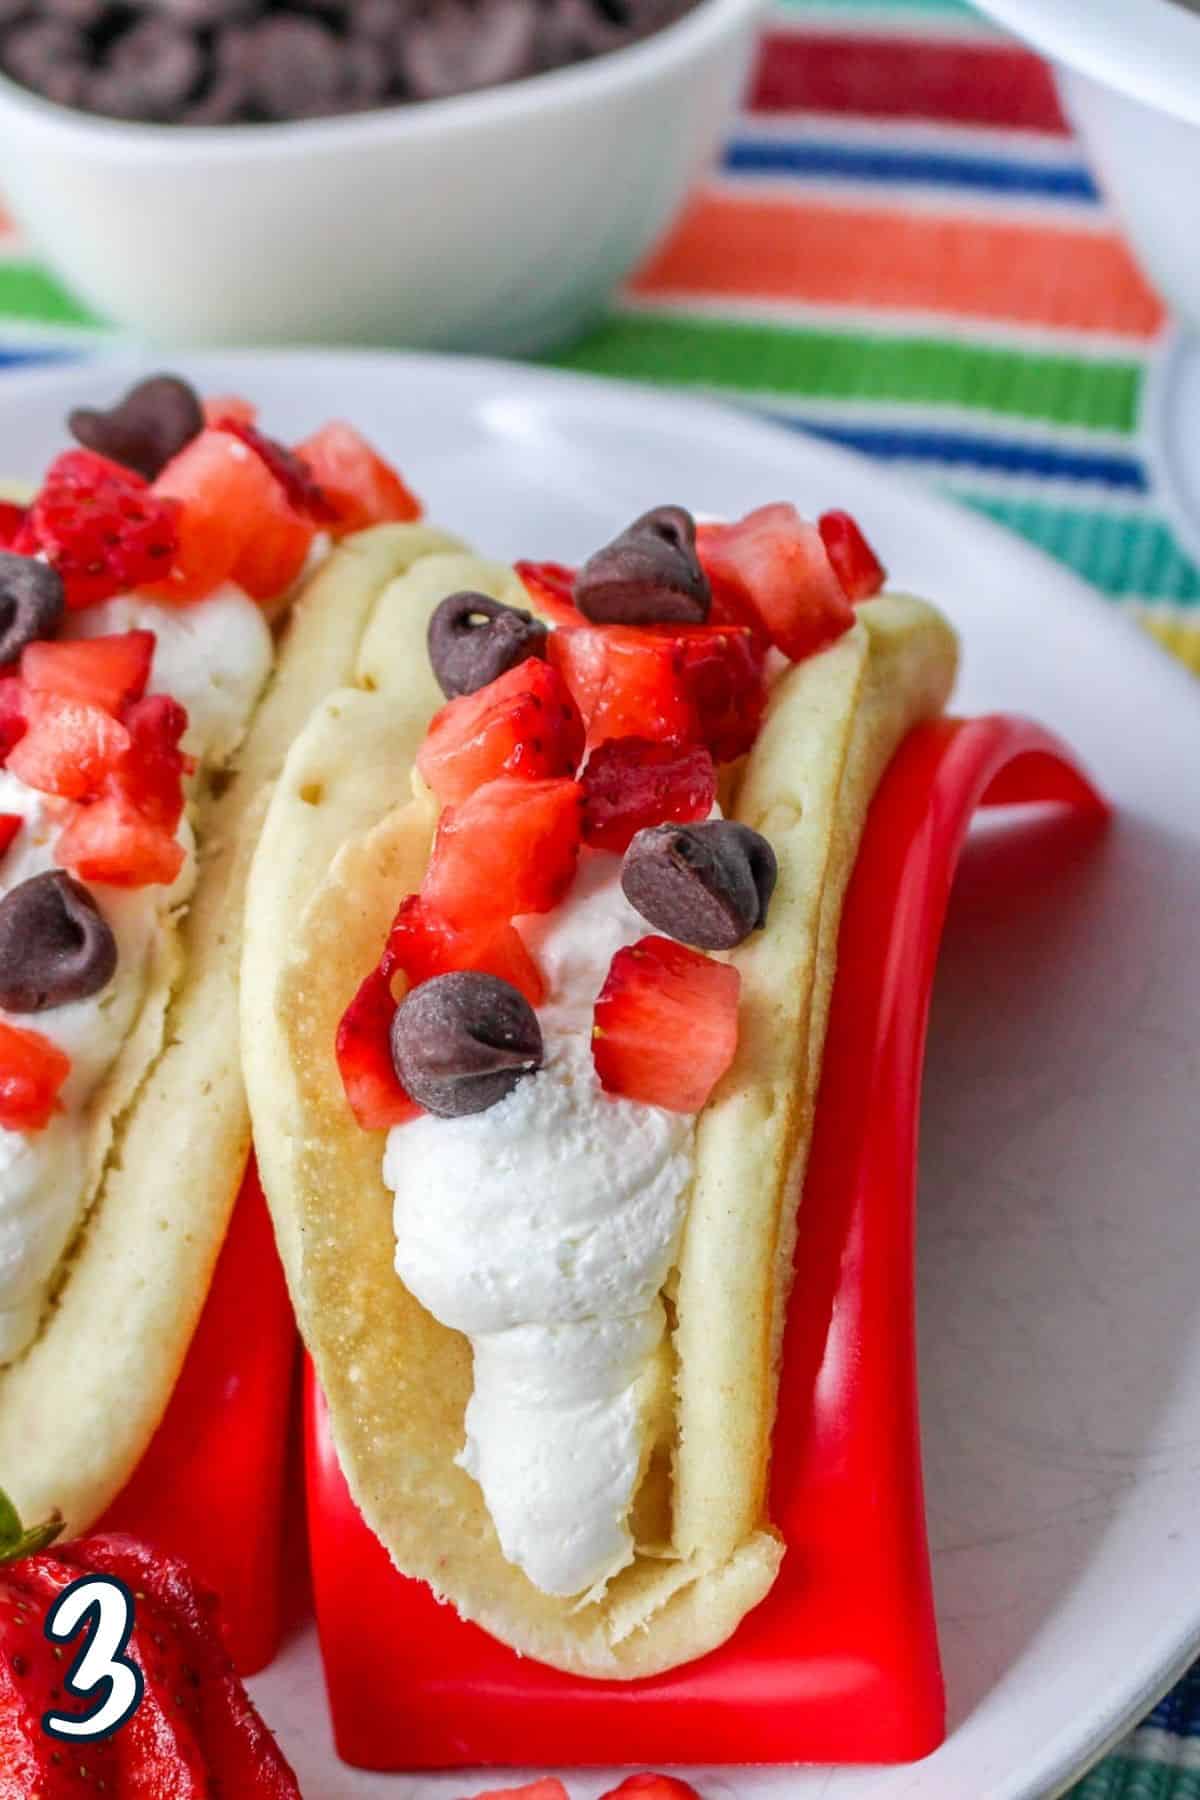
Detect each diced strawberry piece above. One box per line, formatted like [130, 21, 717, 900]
[697, 504, 854, 662]
[545, 621, 608, 725]
[229, 481, 316, 603]
[12, 688, 190, 886]
[580, 736, 715, 853]
[295, 421, 421, 534]
[148, 427, 266, 601]
[550, 623, 763, 760]
[219, 419, 338, 524]
[148, 426, 312, 604]
[701, 558, 769, 644]
[12, 685, 190, 886]
[382, 893, 544, 1006]
[466, 1784, 569, 1800]
[204, 392, 258, 428]
[668, 624, 766, 763]
[0, 499, 26, 547]
[550, 626, 694, 750]
[819, 508, 886, 601]
[423, 776, 583, 928]
[21, 628, 155, 714]
[514, 559, 587, 627]
[0, 1018, 70, 1130]
[119, 693, 192, 831]
[57, 784, 185, 889]
[0, 815, 20, 858]
[0, 675, 26, 763]
[24, 449, 180, 609]
[335, 965, 420, 1130]
[598, 1778, 703, 1800]
[7, 691, 130, 799]
[417, 659, 584, 807]
[593, 935, 739, 1112]
[379, 894, 447, 987]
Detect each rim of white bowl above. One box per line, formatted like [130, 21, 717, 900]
[975, 0, 1200, 129]
[0, 0, 764, 159]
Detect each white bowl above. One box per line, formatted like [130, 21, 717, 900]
[0, 0, 761, 351]
[972, 0, 1200, 332]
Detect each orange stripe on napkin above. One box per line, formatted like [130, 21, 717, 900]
[631, 196, 1166, 337]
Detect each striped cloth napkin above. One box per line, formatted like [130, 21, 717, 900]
[0, 1, 1195, 1791]
[547, 0, 1200, 682]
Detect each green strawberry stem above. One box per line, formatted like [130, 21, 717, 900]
[0, 1484, 63, 1563]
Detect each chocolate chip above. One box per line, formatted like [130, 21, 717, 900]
[621, 820, 777, 950]
[574, 506, 710, 626]
[90, 18, 206, 121]
[398, 0, 538, 101]
[180, 52, 251, 121]
[340, 31, 393, 107]
[536, 0, 637, 64]
[180, 20, 257, 122]
[0, 872, 117, 1013]
[148, 0, 259, 26]
[427, 591, 548, 699]
[0, 0, 701, 125]
[68, 375, 204, 484]
[537, 0, 687, 66]
[40, 0, 108, 28]
[390, 970, 542, 1117]
[2, 21, 92, 109]
[354, 0, 412, 42]
[0, 556, 65, 666]
[242, 16, 345, 119]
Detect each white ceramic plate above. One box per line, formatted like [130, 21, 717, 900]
[2, 351, 1198, 1800]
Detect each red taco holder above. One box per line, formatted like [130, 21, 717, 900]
[305, 712, 1108, 1769]
[96, 1158, 297, 1675]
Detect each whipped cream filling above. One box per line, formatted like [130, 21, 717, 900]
[384, 851, 695, 1598]
[0, 585, 272, 1364]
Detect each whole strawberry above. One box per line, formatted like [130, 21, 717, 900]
[0, 1487, 300, 1798]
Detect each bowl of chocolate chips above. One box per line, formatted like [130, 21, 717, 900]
[0, 0, 761, 348]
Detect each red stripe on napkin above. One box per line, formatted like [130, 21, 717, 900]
[750, 33, 1070, 135]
